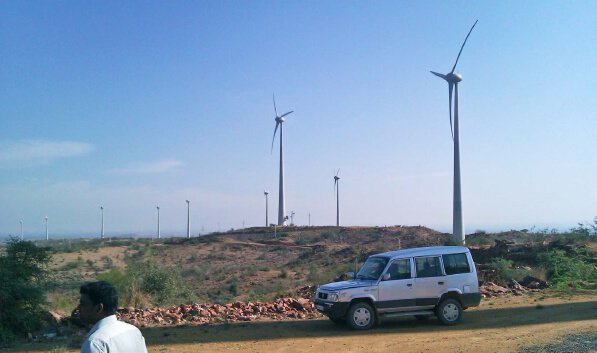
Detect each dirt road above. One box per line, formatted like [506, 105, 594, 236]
[5, 292, 596, 353]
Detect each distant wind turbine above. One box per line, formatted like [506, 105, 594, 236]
[100, 206, 104, 239]
[186, 200, 191, 238]
[44, 216, 48, 241]
[270, 94, 294, 226]
[431, 20, 478, 245]
[20, 220, 23, 240]
[156, 206, 161, 239]
[334, 169, 341, 227]
[263, 190, 269, 227]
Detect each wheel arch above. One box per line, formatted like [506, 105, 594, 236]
[438, 291, 463, 306]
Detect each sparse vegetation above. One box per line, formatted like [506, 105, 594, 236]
[0, 238, 52, 343]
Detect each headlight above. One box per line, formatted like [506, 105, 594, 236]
[328, 292, 340, 302]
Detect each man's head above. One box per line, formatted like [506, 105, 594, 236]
[78, 281, 118, 325]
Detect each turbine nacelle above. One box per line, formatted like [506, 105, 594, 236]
[275, 116, 285, 123]
[431, 71, 462, 83]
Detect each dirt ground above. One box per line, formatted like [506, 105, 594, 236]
[6, 291, 596, 353]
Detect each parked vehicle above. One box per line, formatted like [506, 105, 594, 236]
[313, 246, 481, 330]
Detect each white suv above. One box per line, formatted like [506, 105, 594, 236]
[314, 246, 481, 330]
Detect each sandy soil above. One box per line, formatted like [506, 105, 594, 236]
[6, 291, 596, 353]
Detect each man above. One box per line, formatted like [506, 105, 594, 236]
[78, 281, 148, 353]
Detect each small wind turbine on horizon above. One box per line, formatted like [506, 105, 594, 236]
[431, 20, 478, 245]
[263, 190, 269, 227]
[270, 94, 294, 226]
[186, 200, 191, 238]
[44, 216, 48, 241]
[334, 169, 341, 227]
[100, 206, 104, 239]
[156, 206, 161, 239]
[20, 220, 23, 240]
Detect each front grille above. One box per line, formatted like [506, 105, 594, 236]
[318, 292, 328, 300]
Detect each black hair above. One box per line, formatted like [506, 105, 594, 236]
[80, 281, 118, 315]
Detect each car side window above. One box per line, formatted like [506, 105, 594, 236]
[415, 256, 443, 278]
[442, 253, 471, 275]
[387, 259, 411, 280]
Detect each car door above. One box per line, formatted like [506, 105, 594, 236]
[414, 256, 446, 308]
[377, 258, 415, 312]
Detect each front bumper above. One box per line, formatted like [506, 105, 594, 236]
[313, 299, 350, 319]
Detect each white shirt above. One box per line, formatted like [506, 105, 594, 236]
[81, 315, 148, 353]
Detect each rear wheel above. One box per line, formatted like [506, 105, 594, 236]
[436, 298, 462, 325]
[347, 302, 376, 330]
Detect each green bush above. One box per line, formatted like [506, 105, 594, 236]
[538, 249, 596, 290]
[487, 258, 531, 285]
[98, 259, 186, 307]
[0, 238, 52, 343]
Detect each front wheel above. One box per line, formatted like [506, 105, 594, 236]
[436, 298, 462, 325]
[347, 302, 376, 330]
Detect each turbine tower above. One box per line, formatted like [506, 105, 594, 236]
[156, 206, 161, 239]
[44, 216, 48, 240]
[20, 220, 23, 240]
[270, 94, 294, 226]
[263, 190, 269, 227]
[186, 200, 191, 238]
[100, 206, 104, 239]
[334, 169, 340, 227]
[431, 20, 478, 245]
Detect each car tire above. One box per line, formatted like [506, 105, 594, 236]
[436, 298, 463, 325]
[347, 302, 376, 330]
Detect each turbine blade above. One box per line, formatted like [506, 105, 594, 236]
[430, 71, 447, 80]
[281, 111, 293, 118]
[449, 82, 454, 141]
[270, 122, 280, 154]
[450, 20, 478, 73]
[335, 168, 340, 177]
[273, 93, 278, 116]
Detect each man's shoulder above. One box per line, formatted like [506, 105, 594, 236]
[89, 318, 141, 340]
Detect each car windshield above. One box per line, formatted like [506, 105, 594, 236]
[356, 257, 389, 280]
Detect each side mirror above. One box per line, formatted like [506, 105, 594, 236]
[345, 272, 355, 280]
[382, 273, 391, 281]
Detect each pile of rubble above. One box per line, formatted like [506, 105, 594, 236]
[116, 296, 320, 327]
[479, 278, 547, 298]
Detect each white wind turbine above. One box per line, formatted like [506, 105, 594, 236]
[270, 94, 294, 226]
[334, 169, 341, 227]
[156, 206, 161, 239]
[100, 206, 104, 239]
[44, 216, 49, 240]
[263, 190, 269, 227]
[431, 20, 478, 245]
[186, 200, 191, 238]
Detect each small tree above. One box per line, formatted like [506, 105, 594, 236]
[0, 237, 52, 342]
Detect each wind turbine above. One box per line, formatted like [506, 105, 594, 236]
[100, 206, 104, 239]
[270, 94, 294, 226]
[20, 220, 23, 240]
[156, 206, 161, 239]
[334, 169, 340, 227]
[186, 200, 191, 238]
[431, 20, 478, 245]
[44, 216, 48, 240]
[263, 190, 269, 227]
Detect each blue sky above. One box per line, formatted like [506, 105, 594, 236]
[1, 1, 596, 238]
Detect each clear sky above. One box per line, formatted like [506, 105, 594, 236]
[1, 1, 596, 239]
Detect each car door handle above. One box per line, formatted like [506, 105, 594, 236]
[438, 281, 444, 285]
[406, 283, 412, 287]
